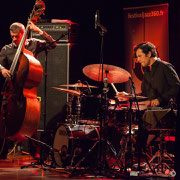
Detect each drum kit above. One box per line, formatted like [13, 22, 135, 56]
[51, 63, 150, 174]
[45, 62, 176, 178]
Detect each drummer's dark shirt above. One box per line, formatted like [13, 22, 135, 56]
[141, 58, 180, 107]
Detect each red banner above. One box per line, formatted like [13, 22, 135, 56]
[123, 4, 169, 93]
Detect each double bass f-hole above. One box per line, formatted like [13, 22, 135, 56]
[0, 0, 45, 142]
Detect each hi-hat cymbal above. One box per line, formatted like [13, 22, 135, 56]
[59, 82, 97, 88]
[117, 94, 148, 102]
[51, 87, 80, 96]
[83, 64, 131, 83]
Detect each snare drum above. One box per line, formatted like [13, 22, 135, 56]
[53, 124, 99, 167]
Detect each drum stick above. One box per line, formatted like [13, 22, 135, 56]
[111, 83, 125, 106]
[111, 83, 118, 95]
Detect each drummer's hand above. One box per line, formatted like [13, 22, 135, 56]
[1, 68, 11, 78]
[150, 99, 160, 107]
[116, 91, 129, 101]
[117, 91, 129, 97]
[28, 21, 43, 35]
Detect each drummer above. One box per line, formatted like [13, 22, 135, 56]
[119, 42, 180, 108]
[118, 42, 180, 146]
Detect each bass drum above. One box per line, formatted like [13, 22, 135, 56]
[53, 124, 99, 167]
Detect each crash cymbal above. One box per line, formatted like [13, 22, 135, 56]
[59, 82, 97, 88]
[83, 64, 131, 83]
[51, 87, 80, 96]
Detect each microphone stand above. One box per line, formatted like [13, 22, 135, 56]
[69, 14, 125, 179]
[128, 77, 155, 174]
[21, 135, 59, 169]
[124, 77, 138, 175]
[94, 18, 124, 177]
[98, 23, 106, 172]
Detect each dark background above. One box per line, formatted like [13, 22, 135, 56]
[0, 0, 180, 174]
[1, 0, 179, 78]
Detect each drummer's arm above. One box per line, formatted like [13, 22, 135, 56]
[149, 99, 160, 107]
[141, 80, 160, 107]
[142, 99, 159, 108]
[140, 90, 160, 107]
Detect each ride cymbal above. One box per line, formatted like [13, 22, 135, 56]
[83, 64, 131, 83]
[51, 87, 80, 96]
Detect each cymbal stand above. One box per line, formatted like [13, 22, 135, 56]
[74, 80, 83, 124]
[65, 94, 74, 124]
[128, 77, 155, 174]
[69, 75, 125, 178]
[75, 95, 81, 124]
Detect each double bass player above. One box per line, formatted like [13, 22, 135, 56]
[0, 21, 57, 159]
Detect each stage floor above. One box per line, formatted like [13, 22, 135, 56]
[0, 153, 175, 180]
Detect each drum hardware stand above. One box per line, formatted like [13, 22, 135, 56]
[123, 96, 137, 175]
[68, 140, 99, 177]
[65, 80, 83, 125]
[110, 82, 134, 174]
[69, 75, 125, 178]
[128, 77, 156, 175]
[111, 134, 126, 171]
[67, 94, 81, 125]
[65, 94, 74, 124]
[21, 135, 58, 169]
[65, 80, 93, 125]
[107, 138, 125, 171]
[148, 129, 175, 174]
[75, 93, 81, 124]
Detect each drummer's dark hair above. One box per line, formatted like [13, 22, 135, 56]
[134, 42, 157, 58]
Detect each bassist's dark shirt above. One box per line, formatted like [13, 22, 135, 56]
[0, 31, 56, 70]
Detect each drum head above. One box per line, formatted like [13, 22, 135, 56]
[53, 124, 99, 167]
[53, 125, 69, 167]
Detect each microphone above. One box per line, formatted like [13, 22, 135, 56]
[94, 10, 107, 33]
[83, 81, 92, 94]
[95, 10, 99, 29]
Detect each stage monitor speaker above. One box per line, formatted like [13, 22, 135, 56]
[36, 43, 81, 130]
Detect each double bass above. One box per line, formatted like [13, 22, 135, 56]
[0, 0, 45, 142]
